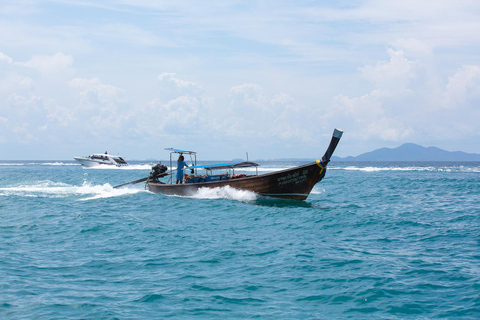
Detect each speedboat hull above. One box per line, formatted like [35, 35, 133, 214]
[74, 157, 116, 167]
[74, 154, 129, 167]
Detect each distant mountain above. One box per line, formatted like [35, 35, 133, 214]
[332, 143, 480, 161]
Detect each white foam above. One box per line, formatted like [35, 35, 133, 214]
[342, 166, 422, 172]
[331, 165, 480, 173]
[84, 164, 153, 170]
[310, 186, 325, 194]
[41, 162, 78, 166]
[188, 186, 258, 201]
[0, 180, 146, 200]
[457, 165, 480, 173]
[77, 182, 146, 201]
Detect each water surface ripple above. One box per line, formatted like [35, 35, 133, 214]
[1, 161, 479, 319]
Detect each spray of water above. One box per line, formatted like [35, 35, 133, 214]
[186, 186, 258, 201]
[83, 164, 153, 170]
[0, 180, 146, 200]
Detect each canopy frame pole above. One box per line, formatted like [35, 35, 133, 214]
[169, 152, 173, 184]
[164, 148, 198, 184]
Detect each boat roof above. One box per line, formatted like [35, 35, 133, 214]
[165, 148, 196, 155]
[90, 153, 123, 157]
[188, 161, 259, 171]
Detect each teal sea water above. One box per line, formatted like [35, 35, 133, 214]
[1, 160, 479, 319]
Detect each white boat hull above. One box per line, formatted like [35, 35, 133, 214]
[73, 154, 129, 167]
[74, 157, 114, 167]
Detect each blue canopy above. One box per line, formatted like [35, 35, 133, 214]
[188, 161, 259, 171]
[164, 148, 196, 155]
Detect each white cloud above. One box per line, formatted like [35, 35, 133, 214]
[330, 89, 415, 142]
[0, 52, 13, 64]
[7, 93, 43, 114]
[332, 90, 384, 119]
[60, 77, 132, 139]
[329, 44, 480, 154]
[361, 48, 416, 94]
[158, 73, 202, 96]
[442, 65, 480, 109]
[226, 83, 317, 144]
[146, 95, 202, 133]
[12, 123, 37, 144]
[69, 77, 124, 106]
[229, 84, 267, 116]
[389, 38, 432, 59]
[16, 52, 74, 75]
[270, 92, 313, 141]
[134, 74, 206, 139]
[0, 73, 35, 98]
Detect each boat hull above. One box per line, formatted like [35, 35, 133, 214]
[147, 128, 343, 200]
[147, 161, 326, 200]
[74, 157, 122, 167]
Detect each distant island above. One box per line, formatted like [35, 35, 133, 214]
[131, 143, 480, 162]
[331, 143, 480, 161]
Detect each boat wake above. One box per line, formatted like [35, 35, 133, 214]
[83, 164, 153, 170]
[41, 162, 78, 166]
[77, 182, 147, 201]
[332, 165, 480, 173]
[188, 186, 258, 202]
[310, 185, 326, 195]
[0, 180, 146, 201]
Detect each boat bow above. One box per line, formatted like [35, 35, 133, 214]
[316, 128, 343, 181]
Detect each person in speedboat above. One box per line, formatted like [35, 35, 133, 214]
[176, 155, 189, 184]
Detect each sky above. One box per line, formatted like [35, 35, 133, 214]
[1, 0, 480, 160]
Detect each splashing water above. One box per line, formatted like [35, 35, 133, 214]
[189, 186, 258, 201]
[332, 164, 480, 172]
[83, 164, 154, 170]
[0, 180, 146, 200]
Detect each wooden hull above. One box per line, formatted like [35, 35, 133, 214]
[147, 128, 343, 200]
[147, 161, 326, 200]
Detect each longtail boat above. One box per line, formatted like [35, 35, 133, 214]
[144, 128, 343, 200]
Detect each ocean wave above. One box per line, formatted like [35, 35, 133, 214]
[41, 162, 78, 166]
[83, 164, 153, 170]
[1, 162, 78, 166]
[0, 180, 146, 200]
[77, 182, 147, 201]
[331, 165, 480, 173]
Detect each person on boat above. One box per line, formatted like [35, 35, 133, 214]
[176, 155, 188, 184]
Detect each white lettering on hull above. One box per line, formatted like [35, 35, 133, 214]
[277, 170, 309, 186]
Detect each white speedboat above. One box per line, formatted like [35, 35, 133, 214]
[74, 152, 129, 167]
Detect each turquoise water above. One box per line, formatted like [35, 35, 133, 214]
[1, 161, 479, 319]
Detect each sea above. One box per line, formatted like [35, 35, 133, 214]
[1, 160, 479, 319]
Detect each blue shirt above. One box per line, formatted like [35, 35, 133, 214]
[176, 161, 188, 180]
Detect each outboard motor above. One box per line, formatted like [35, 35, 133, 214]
[149, 163, 168, 181]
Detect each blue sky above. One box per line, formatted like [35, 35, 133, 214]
[1, 0, 480, 160]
